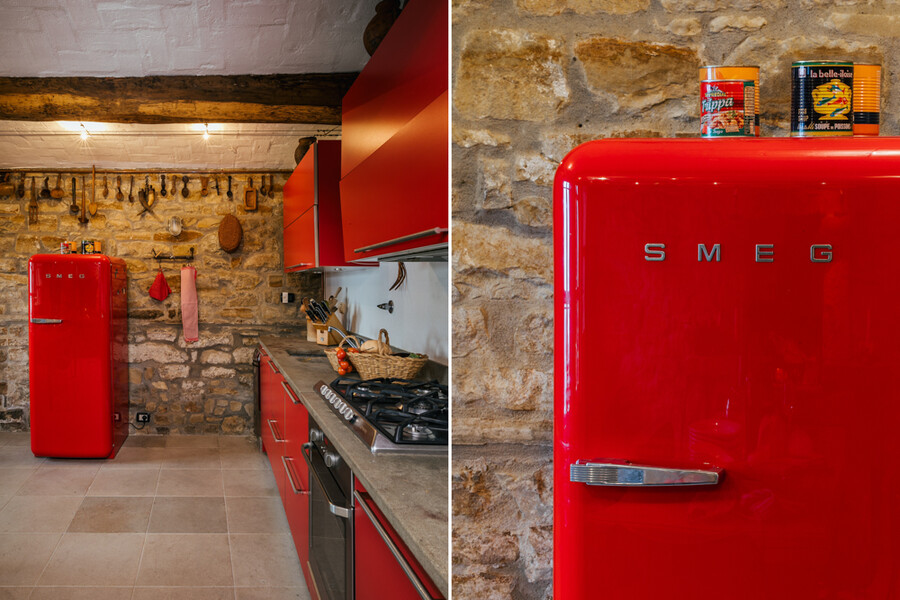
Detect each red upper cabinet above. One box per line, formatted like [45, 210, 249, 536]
[283, 140, 364, 272]
[339, 0, 448, 263]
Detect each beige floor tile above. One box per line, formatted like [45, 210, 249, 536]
[0, 533, 61, 585]
[230, 534, 305, 588]
[156, 469, 224, 496]
[132, 587, 235, 600]
[220, 449, 269, 470]
[38, 532, 144, 586]
[235, 588, 310, 600]
[30, 587, 133, 600]
[218, 436, 259, 451]
[223, 469, 279, 497]
[0, 468, 35, 495]
[136, 533, 233, 587]
[0, 433, 30, 447]
[148, 497, 228, 533]
[162, 448, 222, 470]
[68, 496, 154, 533]
[0, 496, 83, 532]
[40, 458, 105, 471]
[0, 447, 45, 469]
[101, 447, 167, 469]
[87, 467, 160, 496]
[226, 497, 290, 533]
[0, 588, 33, 600]
[166, 435, 219, 448]
[125, 435, 167, 448]
[17, 467, 97, 496]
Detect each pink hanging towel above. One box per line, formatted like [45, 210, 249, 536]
[181, 265, 199, 343]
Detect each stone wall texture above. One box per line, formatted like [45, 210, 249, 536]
[0, 170, 320, 434]
[451, 2, 900, 598]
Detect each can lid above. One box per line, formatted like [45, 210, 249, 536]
[792, 60, 853, 66]
[702, 79, 756, 85]
[700, 65, 760, 69]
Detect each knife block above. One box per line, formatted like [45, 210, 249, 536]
[314, 313, 345, 346]
[305, 318, 317, 343]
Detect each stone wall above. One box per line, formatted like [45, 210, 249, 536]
[0, 170, 321, 433]
[451, 2, 900, 598]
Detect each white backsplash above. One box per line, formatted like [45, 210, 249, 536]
[324, 262, 448, 365]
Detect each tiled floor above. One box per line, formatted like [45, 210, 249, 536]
[0, 432, 310, 600]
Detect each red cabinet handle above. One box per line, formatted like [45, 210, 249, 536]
[281, 381, 300, 405]
[267, 360, 279, 374]
[353, 227, 448, 253]
[266, 419, 285, 444]
[281, 455, 307, 495]
[354, 489, 435, 600]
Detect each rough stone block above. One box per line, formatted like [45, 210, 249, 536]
[158, 364, 190, 380]
[455, 29, 569, 122]
[200, 349, 233, 364]
[661, 0, 781, 9]
[130, 342, 189, 363]
[516, 0, 649, 15]
[709, 14, 767, 32]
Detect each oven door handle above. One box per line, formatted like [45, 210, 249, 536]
[302, 442, 352, 519]
[354, 489, 434, 600]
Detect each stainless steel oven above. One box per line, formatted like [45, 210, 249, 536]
[302, 417, 354, 600]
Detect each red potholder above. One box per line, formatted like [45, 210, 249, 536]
[149, 269, 171, 301]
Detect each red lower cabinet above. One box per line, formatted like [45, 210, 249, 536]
[354, 481, 444, 600]
[282, 382, 314, 597]
[259, 353, 285, 493]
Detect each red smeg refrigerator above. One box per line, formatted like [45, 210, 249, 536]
[554, 138, 900, 599]
[28, 254, 129, 458]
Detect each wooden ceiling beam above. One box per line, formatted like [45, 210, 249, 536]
[0, 74, 358, 124]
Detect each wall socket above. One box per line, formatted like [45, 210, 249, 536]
[136, 412, 150, 423]
[281, 292, 295, 303]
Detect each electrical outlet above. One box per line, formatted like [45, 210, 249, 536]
[136, 412, 150, 423]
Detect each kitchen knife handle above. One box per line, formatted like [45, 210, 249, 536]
[302, 443, 351, 519]
[354, 489, 434, 600]
[281, 381, 300, 405]
[30, 318, 62, 324]
[281, 455, 307, 495]
[266, 419, 285, 444]
[570, 459, 722, 487]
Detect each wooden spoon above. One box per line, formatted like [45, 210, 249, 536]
[88, 166, 97, 215]
[226, 175, 232, 200]
[69, 177, 79, 213]
[78, 176, 88, 223]
[102, 174, 109, 198]
[116, 175, 124, 200]
[181, 175, 189, 198]
[200, 176, 209, 196]
[268, 174, 275, 198]
[50, 173, 64, 199]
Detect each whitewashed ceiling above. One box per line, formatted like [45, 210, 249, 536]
[0, 0, 377, 169]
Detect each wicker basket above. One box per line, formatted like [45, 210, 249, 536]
[346, 329, 428, 380]
[324, 335, 362, 373]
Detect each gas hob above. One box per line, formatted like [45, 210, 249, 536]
[314, 377, 448, 455]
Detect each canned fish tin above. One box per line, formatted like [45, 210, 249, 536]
[700, 66, 760, 136]
[81, 240, 94, 254]
[853, 63, 881, 136]
[791, 61, 853, 136]
[700, 80, 755, 137]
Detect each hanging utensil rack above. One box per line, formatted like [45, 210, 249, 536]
[151, 247, 195, 261]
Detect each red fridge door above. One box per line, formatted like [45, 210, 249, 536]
[29, 254, 115, 458]
[554, 138, 900, 600]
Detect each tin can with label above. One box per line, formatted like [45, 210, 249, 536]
[700, 79, 755, 137]
[700, 66, 760, 136]
[791, 61, 854, 137]
[81, 240, 95, 254]
[853, 63, 881, 136]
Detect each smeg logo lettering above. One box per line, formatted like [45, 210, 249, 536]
[644, 243, 833, 263]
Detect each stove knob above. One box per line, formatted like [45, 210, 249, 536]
[323, 452, 341, 468]
[309, 429, 324, 443]
[344, 412, 355, 423]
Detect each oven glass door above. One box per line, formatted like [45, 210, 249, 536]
[308, 446, 350, 600]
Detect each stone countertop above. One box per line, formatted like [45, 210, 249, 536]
[258, 335, 448, 597]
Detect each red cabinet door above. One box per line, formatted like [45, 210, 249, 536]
[283, 145, 315, 228]
[340, 91, 448, 262]
[259, 353, 285, 493]
[281, 382, 312, 591]
[554, 138, 900, 600]
[284, 205, 317, 272]
[354, 482, 443, 600]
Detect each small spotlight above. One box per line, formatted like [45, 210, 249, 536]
[79, 123, 90, 140]
[202, 123, 210, 140]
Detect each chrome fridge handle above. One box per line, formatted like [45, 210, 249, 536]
[570, 459, 723, 487]
[30, 318, 62, 324]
